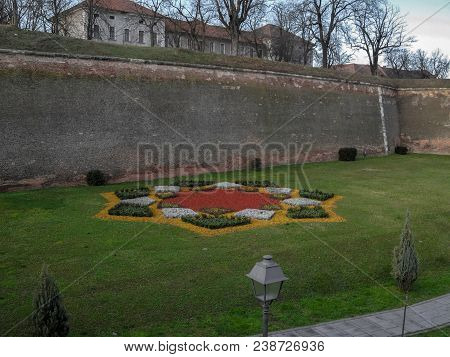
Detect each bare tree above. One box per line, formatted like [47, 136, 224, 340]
[43, 0, 73, 34]
[135, 0, 167, 47]
[212, 0, 264, 56]
[349, 0, 414, 75]
[384, 47, 412, 77]
[167, 0, 213, 51]
[242, 0, 267, 57]
[309, 0, 357, 68]
[411, 48, 450, 79]
[291, 0, 315, 65]
[270, 0, 297, 61]
[426, 49, 450, 79]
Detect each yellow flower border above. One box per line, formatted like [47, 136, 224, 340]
[95, 189, 345, 236]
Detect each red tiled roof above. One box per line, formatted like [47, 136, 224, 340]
[74, 0, 157, 17]
[165, 19, 260, 44]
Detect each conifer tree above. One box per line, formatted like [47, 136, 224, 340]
[32, 264, 69, 337]
[392, 210, 419, 336]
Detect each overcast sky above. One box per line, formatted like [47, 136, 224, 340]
[352, 0, 450, 64]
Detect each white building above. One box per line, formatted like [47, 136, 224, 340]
[63, 0, 165, 47]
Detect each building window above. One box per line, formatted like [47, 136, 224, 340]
[94, 13, 99, 18]
[124, 29, 130, 42]
[151, 32, 157, 46]
[138, 31, 144, 44]
[109, 26, 115, 40]
[209, 42, 214, 52]
[109, 15, 115, 20]
[220, 43, 225, 54]
[250, 47, 254, 57]
[139, 19, 144, 24]
[93, 25, 100, 39]
[187, 38, 192, 49]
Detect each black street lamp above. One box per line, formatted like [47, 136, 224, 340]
[246, 255, 288, 337]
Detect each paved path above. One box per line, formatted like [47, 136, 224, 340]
[271, 293, 450, 337]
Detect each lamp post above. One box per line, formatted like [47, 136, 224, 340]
[246, 255, 288, 337]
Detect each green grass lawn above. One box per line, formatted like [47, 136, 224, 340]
[0, 154, 449, 336]
[1, 25, 449, 89]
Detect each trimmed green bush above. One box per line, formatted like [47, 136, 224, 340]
[108, 203, 152, 217]
[287, 206, 328, 219]
[86, 170, 106, 186]
[249, 158, 262, 171]
[234, 180, 277, 187]
[172, 179, 215, 187]
[192, 185, 216, 192]
[115, 187, 149, 200]
[157, 201, 180, 209]
[395, 146, 408, 155]
[182, 214, 250, 229]
[300, 189, 334, 201]
[338, 148, 357, 161]
[200, 207, 232, 216]
[239, 186, 259, 192]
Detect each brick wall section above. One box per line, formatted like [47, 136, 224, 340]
[0, 51, 447, 190]
[397, 89, 450, 154]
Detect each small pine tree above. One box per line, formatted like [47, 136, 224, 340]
[32, 264, 69, 337]
[392, 210, 419, 336]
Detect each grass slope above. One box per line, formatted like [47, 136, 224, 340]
[0, 154, 449, 336]
[1, 25, 448, 88]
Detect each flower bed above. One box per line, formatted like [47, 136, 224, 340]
[115, 187, 149, 200]
[182, 214, 250, 229]
[108, 202, 153, 217]
[163, 189, 279, 211]
[286, 206, 328, 219]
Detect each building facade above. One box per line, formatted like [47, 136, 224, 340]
[62, 0, 312, 65]
[63, 0, 165, 47]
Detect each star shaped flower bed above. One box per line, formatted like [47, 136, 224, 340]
[96, 183, 344, 236]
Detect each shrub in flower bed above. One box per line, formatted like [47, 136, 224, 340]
[115, 187, 149, 200]
[108, 203, 153, 217]
[260, 204, 281, 211]
[172, 179, 215, 187]
[156, 192, 177, 199]
[270, 193, 291, 200]
[157, 201, 180, 209]
[182, 214, 250, 229]
[239, 186, 259, 192]
[287, 206, 328, 219]
[200, 207, 232, 216]
[192, 185, 216, 192]
[300, 189, 334, 201]
[235, 180, 277, 187]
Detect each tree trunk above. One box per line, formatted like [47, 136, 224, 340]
[231, 34, 239, 56]
[11, 0, 19, 28]
[370, 56, 379, 75]
[321, 44, 328, 68]
[401, 293, 408, 336]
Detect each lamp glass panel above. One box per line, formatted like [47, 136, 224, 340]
[253, 281, 266, 302]
[265, 281, 282, 301]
